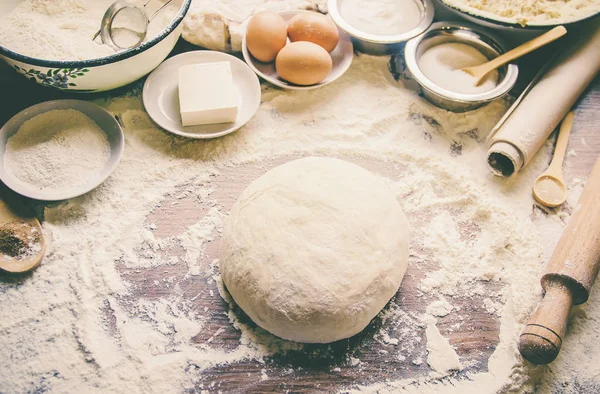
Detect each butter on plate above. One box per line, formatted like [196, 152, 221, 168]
[178, 62, 240, 126]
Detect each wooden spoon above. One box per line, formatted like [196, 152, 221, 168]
[532, 111, 575, 208]
[0, 200, 45, 273]
[462, 25, 567, 86]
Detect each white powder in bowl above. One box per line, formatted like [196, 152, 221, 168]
[0, 0, 178, 61]
[339, 0, 423, 35]
[418, 42, 498, 94]
[4, 109, 111, 193]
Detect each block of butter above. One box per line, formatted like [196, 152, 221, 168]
[178, 61, 240, 126]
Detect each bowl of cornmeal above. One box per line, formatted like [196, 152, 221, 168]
[436, 0, 600, 31]
[0, 0, 191, 92]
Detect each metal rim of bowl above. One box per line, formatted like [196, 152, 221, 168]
[0, 99, 125, 201]
[404, 21, 519, 104]
[327, 0, 435, 44]
[437, 0, 600, 29]
[0, 0, 191, 68]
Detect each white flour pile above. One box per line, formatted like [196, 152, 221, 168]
[0, 0, 178, 61]
[441, 0, 600, 26]
[4, 109, 110, 194]
[0, 55, 598, 393]
[418, 43, 498, 94]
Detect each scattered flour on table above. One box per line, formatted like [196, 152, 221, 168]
[426, 297, 453, 318]
[0, 0, 178, 61]
[0, 54, 597, 394]
[4, 109, 110, 194]
[423, 314, 461, 376]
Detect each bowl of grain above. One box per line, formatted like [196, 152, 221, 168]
[435, 0, 600, 33]
[0, 100, 124, 201]
[0, 0, 191, 92]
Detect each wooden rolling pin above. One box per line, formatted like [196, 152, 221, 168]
[519, 157, 600, 364]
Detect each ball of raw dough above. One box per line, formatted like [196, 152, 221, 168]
[219, 157, 409, 343]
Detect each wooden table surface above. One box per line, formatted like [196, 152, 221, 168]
[0, 39, 599, 393]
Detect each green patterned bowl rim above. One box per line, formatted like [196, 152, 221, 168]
[0, 0, 191, 68]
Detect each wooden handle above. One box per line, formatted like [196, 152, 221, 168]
[466, 25, 567, 85]
[519, 282, 572, 364]
[543, 156, 600, 302]
[485, 26, 567, 72]
[519, 156, 600, 364]
[546, 112, 575, 176]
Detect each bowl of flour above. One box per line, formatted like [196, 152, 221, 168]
[0, 100, 124, 201]
[436, 0, 600, 30]
[0, 0, 191, 92]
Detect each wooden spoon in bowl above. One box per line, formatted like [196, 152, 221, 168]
[462, 25, 567, 86]
[0, 200, 45, 274]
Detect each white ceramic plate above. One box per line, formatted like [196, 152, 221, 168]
[143, 51, 261, 139]
[242, 10, 354, 90]
[0, 100, 124, 201]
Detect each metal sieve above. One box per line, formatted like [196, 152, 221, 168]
[93, 0, 173, 50]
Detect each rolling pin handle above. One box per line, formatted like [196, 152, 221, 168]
[518, 282, 573, 365]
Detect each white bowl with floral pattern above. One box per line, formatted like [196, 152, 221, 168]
[0, 0, 191, 93]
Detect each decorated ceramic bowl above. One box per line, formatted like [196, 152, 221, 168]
[0, 0, 191, 93]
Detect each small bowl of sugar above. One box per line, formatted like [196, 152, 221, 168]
[0, 100, 124, 201]
[328, 0, 435, 55]
[404, 21, 519, 112]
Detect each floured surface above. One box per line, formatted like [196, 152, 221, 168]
[0, 54, 598, 393]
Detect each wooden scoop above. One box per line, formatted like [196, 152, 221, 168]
[532, 111, 574, 208]
[0, 200, 45, 273]
[519, 156, 600, 364]
[462, 25, 567, 86]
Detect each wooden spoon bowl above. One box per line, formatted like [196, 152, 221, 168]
[0, 200, 45, 273]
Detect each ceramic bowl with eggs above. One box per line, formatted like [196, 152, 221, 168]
[0, 0, 191, 92]
[242, 10, 354, 90]
[328, 0, 435, 55]
[404, 21, 519, 112]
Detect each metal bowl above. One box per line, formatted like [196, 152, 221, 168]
[404, 21, 519, 112]
[328, 0, 434, 55]
[0, 0, 191, 92]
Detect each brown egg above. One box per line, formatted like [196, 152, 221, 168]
[246, 11, 287, 62]
[287, 12, 340, 53]
[276, 41, 333, 86]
